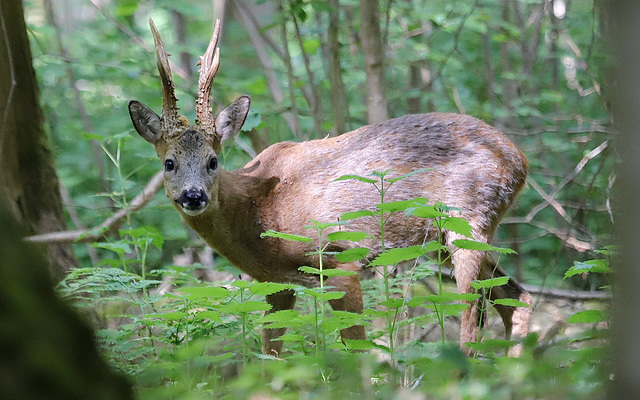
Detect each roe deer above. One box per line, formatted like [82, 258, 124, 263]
[129, 19, 532, 357]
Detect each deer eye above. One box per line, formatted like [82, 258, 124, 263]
[164, 159, 175, 172]
[208, 157, 218, 171]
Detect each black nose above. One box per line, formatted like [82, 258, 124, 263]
[178, 188, 208, 210]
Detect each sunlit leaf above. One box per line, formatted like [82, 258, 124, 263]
[453, 239, 516, 254]
[470, 277, 510, 290]
[568, 310, 607, 324]
[261, 230, 312, 242]
[335, 247, 370, 262]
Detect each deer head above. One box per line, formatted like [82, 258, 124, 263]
[129, 19, 250, 216]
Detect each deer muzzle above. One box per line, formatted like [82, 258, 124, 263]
[177, 188, 209, 216]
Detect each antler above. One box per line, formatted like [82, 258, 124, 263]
[195, 19, 221, 135]
[149, 18, 181, 131]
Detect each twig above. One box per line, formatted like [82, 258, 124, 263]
[504, 140, 609, 228]
[521, 284, 609, 301]
[25, 172, 164, 244]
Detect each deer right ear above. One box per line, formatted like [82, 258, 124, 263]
[129, 100, 163, 144]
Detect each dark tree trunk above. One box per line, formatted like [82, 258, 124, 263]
[607, 1, 640, 398]
[327, 0, 349, 135]
[0, 207, 134, 399]
[0, 0, 77, 281]
[359, 0, 387, 123]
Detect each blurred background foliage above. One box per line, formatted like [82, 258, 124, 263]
[25, 0, 613, 291]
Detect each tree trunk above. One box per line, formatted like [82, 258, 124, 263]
[607, 1, 640, 398]
[0, 207, 134, 399]
[0, 0, 77, 281]
[359, 0, 387, 124]
[327, 0, 349, 134]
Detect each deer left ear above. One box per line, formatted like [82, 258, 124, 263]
[129, 100, 163, 144]
[215, 95, 251, 144]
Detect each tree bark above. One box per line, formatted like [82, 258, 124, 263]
[0, 207, 134, 399]
[327, 0, 349, 134]
[359, 0, 387, 124]
[0, 0, 77, 281]
[606, 1, 640, 398]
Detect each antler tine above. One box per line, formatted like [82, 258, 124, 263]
[196, 19, 221, 136]
[149, 18, 180, 130]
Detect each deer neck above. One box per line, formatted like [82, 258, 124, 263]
[180, 168, 278, 268]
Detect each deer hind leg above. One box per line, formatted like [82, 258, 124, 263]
[326, 263, 366, 343]
[262, 289, 297, 357]
[479, 257, 532, 356]
[449, 245, 484, 355]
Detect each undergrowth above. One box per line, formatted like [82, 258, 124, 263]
[58, 170, 611, 399]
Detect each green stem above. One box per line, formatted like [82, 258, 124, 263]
[436, 217, 445, 344]
[317, 228, 326, 353]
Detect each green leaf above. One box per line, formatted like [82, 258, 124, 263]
[452, 239, 516, 254]
[299, 266, 357, 277]
[271, 334, 305, 342]
[379, 298, 405, 308]
[334, 174, 377, 184]
[410, 206, 448, 219]
[233, 280, 251, 289]
[193, 311, 222, 323]
[340, 210, 375, 221]
[465, 339, 515, 352]
[376, 198, 428, 213]
[327, 231, 372, 242]
[119, 226, 164, 249]
[259, 310, 301, 326]
[304, 290, 345, 301]
[80, 131, 104, 141]
[492, 298, 531, 308]
[260, 230, 312, 242]
[442, 217, 472, 238]
[386, 168, 430, 183]
[343, 339, 376, 350]
[91, 242, 131, 255]
[154, 311, 187, 321]
[470, 277, 510, 290]
[564, 259, 610, 279]
[248, 282, 297, 296]
[422, 303, 470, 315]
[220, 301, 272, 313]
[178, 286, 232, 299]
[408, 293, 480, 306]
[305, 220, 348, 231]
[568, 310, 607, 324]
[364, 309, 387, 318]
[302, 38, 321, 54]
[370, 245, 429, 266]
[335, 247, 370, 262]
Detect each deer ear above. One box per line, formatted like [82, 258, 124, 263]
[129, 100, 163, 144]
[215, 95, 251, 144]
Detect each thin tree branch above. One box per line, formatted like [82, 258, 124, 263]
[25, 172, 165, 244]
[504, 140, 609, 229]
